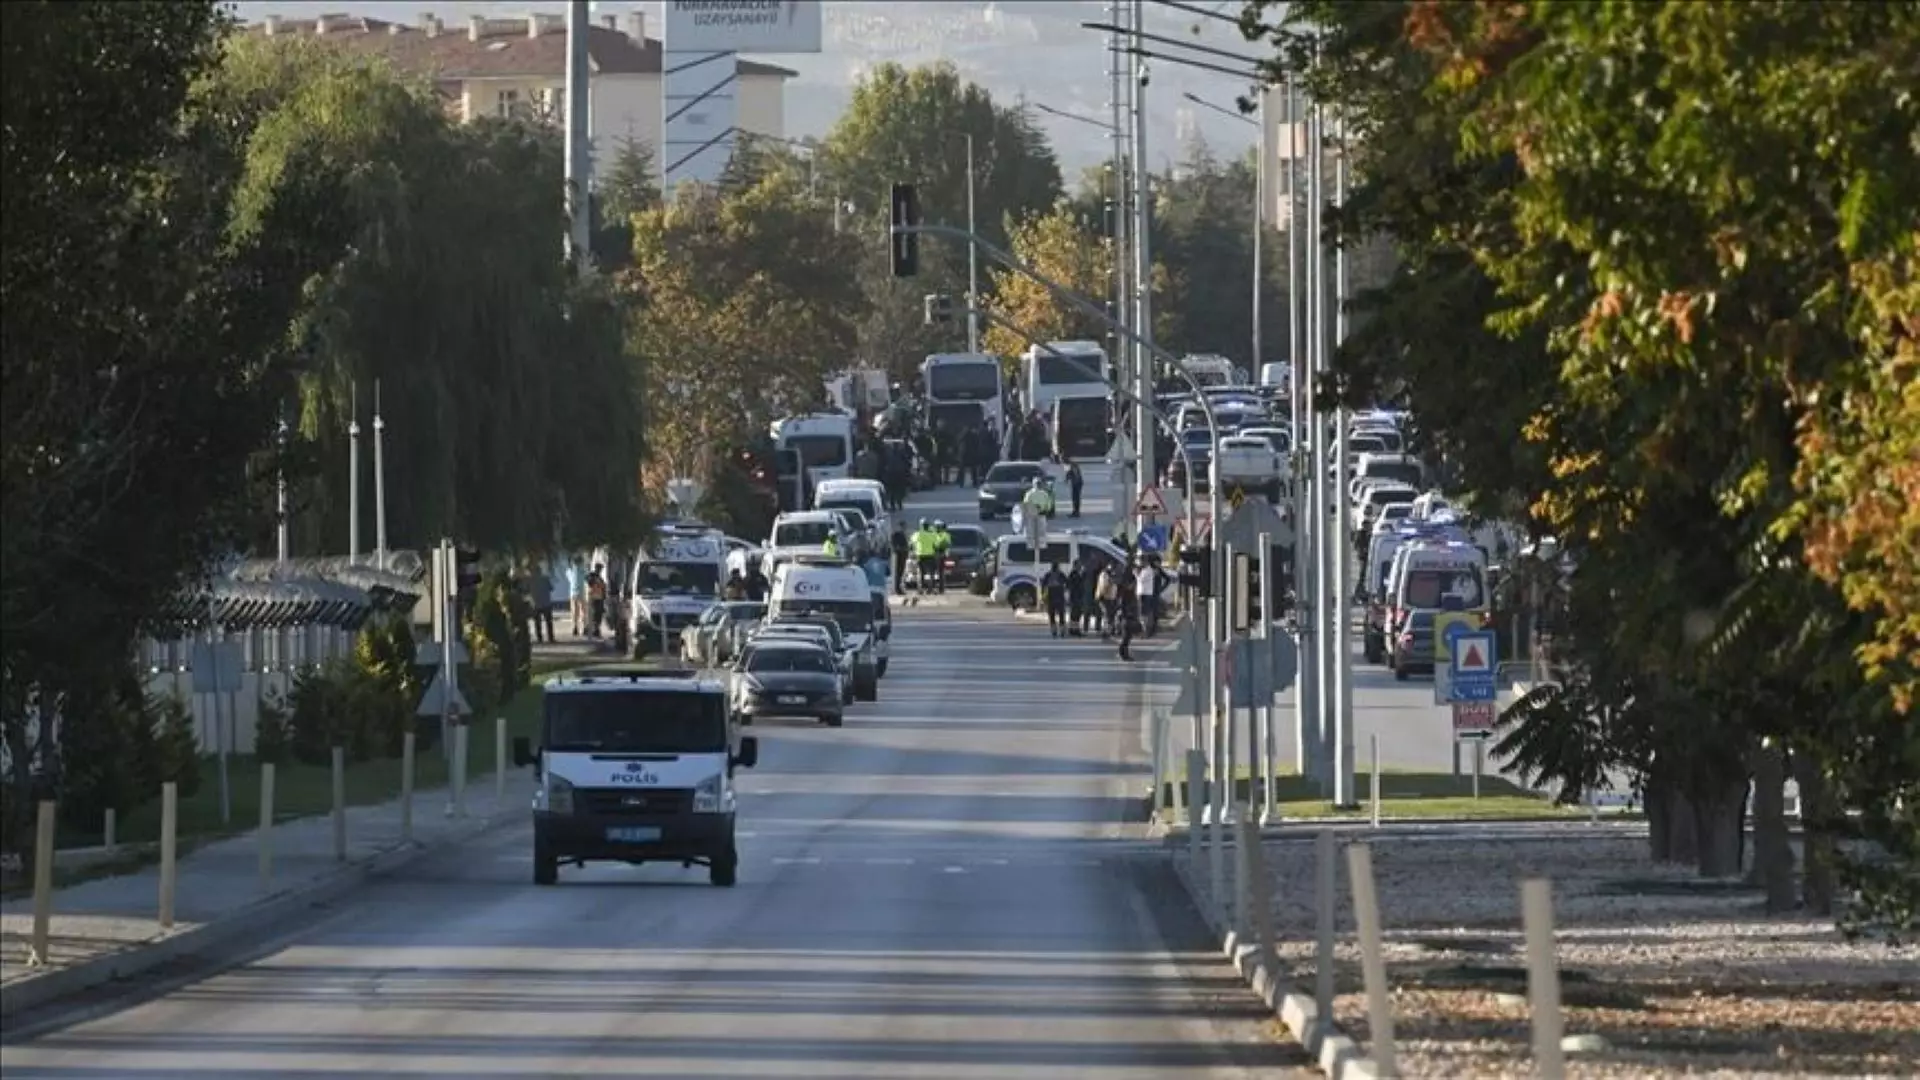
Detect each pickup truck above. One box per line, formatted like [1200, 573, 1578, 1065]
[1214, 435, 1286, 502]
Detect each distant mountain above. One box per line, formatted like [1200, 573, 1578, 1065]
[232, 1, 1268, 173]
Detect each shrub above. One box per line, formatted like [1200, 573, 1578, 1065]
[53, 669, 160, 837]
[150, 693, 202, 798]
[354, 615, 418, 756]
[255, 692, 291, 766]
[286, 659, 354, 766]
[468, 569, 531, 701]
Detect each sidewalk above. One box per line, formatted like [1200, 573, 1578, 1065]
[0, 761, 529, 1018]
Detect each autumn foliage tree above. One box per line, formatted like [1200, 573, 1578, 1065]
[1249, 0, 1918, 929]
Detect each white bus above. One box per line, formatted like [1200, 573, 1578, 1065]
[1021, 341, 1109, 420]
[921, 353, 1005, 440]
[1178, 353, 1241, 387]
[770, 412, 857, 485]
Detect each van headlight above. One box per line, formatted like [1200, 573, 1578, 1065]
[693, 774, 723, 813]
[542, 775, 575, 814]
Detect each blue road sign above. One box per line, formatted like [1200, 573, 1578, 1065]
[1138, 523, 1169, 554]
[1447, 629, 1499, 703]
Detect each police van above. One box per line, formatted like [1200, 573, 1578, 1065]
[987, 530, 1127, 612]
[769, 556, 883, 699]
[1383, 540, 1489, 678]
[628, 524, 728, 652]
[512, 667, 757, 887]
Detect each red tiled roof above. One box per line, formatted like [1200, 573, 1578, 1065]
[244, 15, 797, 80]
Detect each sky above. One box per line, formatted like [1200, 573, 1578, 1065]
[227, 1, 1272, 173]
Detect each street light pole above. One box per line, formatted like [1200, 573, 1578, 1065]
[1108, 0, 1131, 399]
[1252, 88, 1268, 378]
[1130, 0, 1156, 546]
[1331, 109, 1357, 807]
[1307, 90, 1330, 791]
[348, 389, 361, 566]
[965, 132, 980, 354]
[563, 0, 591, 274]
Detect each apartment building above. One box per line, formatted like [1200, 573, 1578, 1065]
[250, 10, 795, 172]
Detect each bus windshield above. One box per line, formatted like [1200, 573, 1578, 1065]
[927, 363, 1000, 400]
[1036, 354, 1104, 385]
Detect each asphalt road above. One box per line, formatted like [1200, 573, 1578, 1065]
[0, 476, 1307, 1080]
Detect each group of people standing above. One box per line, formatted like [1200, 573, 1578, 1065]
[1038, 554, 1171, 662]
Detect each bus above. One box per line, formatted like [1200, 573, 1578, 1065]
[1051, 394, 1111, 462]
[1021, 341, 1109, 419]
[921, 353, 1005, 441]
[1178, 353, 1242, 387]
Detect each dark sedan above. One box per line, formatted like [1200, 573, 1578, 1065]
[976, 461, 1050, 521]
[729, 643, 844, 727]
[939, 524, 990, 585]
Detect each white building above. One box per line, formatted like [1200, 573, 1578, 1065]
[250, 10, 796, 180]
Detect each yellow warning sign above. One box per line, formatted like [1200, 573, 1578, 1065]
[1226, 484, 1246, 511]
[1433, 611, 1481, 666]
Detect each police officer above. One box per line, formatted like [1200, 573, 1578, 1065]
[889, 522, 910, 596]
[931, 520, 952, 594]
[822, 532, 841, 558]
[1041, 560, 1070, 637]
[909, 518, 940, 596]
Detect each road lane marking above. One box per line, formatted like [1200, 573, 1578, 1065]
[771, 856, 822, 865]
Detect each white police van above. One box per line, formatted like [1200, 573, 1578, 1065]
[769, 555, 883, 698]
[628, 523, 729, 653]
[987, 530, 1127, 612]
[513, 667, 757, 887]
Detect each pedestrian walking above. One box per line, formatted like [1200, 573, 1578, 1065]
[528, 563, 556, 643]
[1042, 561, 1070, 638]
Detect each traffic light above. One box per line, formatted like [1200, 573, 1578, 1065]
[1178, 545, 1213, 597]
[889, 183, 919, 277]
[455, 547, 483, 603]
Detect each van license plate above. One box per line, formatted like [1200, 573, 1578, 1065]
[778, 694, 806, 705]
[606, 826, 661, 843]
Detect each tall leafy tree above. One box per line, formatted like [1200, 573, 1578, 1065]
[1, 2, 356, 845]
[623, 170, 866, 490]
[981, 206, 1119, 360]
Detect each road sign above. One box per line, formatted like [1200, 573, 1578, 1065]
[1433, 611, 1480, 666]
[1135, 486, 1169, 517]
[1447, 628, 1499, 703]
[1137, 523, 1169, 554]
[1452, 701, 1496, 737]
[1226, 484, 1246, 511]
[1106, 433, 1135, 464]
[416, 668, 472, 718]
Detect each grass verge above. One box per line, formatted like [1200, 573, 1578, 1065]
[1154, 769, 1584, 821]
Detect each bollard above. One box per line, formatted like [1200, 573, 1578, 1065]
[331, 746, 346, 861]
[1472, 738, 1484, 800]
[1522, 879, 1566, 1079]
[1346, 843, 1397, 1077]
[1315, 829, 1336, 1025]
[1149, 712, 1167, 817]
[29, 800, 55, 966]
[158, 782, 178, 930]
[495, 716, 508, 802]
[452, 722, 470, 816]
[1185, 748, 1205, 873]
[103, 807, 117, 853]
[1370, 733, 1381, 830]
[1234, 800, 1253, 938]
[258, 762, 276, 889]
[1243, 814, 1279, 971]
[400, 730, 416, 844]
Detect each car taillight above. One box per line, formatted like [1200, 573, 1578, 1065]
[943, 559, 955, 568]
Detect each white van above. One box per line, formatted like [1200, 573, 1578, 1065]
[761, 510, 852, 579]
[769, 557, 883, 699]
[628, 524, 729, 652]
[513, 668, 756, 887]
[987, 530, 1128, 611]
[813, 478, 890, 547]
[772, 413, 857, 485]
[1258, 362, 1291, 389]
[1385, 541, 1489, 677]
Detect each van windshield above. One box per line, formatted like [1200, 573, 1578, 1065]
[543, 690, 726, 753]
[787, 434, 848, 468]
[638, 562, 719, 595]
[1401, 567, 1486, 610]
[773, 521, 835, 546]
[819, 498, 873, 524]
[774, 599, 872, 634]
[1364, 461, 1425, 488]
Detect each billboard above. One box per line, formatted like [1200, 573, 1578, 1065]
[664, 1, 825, 53]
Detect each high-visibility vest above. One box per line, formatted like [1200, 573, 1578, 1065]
[822, 536, 840, 556]
[910, 530, 939, 557]
[934, 528, 951, 553]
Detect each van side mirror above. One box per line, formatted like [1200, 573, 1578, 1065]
[512, 736, 536, 768]
[735, 737, 760, 770]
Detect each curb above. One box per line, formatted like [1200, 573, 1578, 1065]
[0, 805, 522, 1020]
[1169, 852, 1380, 1080]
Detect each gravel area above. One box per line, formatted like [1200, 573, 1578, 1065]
[1183, 834, 1920, 1078]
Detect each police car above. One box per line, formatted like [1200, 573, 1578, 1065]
[987, 530, 1127, 612]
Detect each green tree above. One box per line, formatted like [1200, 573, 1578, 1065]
[981, 205, 1117, 360]
[592, 136, 659, 268]
[623, 170, 866, 492]
[210, 36, 647, 557]
[1, 2, 357, 850]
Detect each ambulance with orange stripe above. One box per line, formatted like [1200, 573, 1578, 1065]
[1383, 539, 1490, 679]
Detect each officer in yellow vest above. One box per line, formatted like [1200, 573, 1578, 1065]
[822, 532, 840, 558]
[908, 518, 941, 596]
[931, 520, 952, 594]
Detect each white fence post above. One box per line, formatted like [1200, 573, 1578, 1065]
[331, 746, 347, 861]
[1346, 842, 1397, 1076]
[29, 801, 56, 966]
[1315, 829, 1336, 1024]
[1523, 878, 1566, 1079]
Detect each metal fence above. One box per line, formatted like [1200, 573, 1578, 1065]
[140, 558, 424, 755]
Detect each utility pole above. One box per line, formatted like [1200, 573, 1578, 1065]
[1252, 87, 1268, 377]
[564, 0, 592, 274]
[965, 132, 980, 353]
[275, 417, 289, 566]
[1307, 89, 1330, 791]
[348, 386, 361, 565]
[372, 380, 388, 570]
[1331, 109, 1357, 807]
[1108, 0, 1131, 396]
[1130, 0, 1156, 545]
[1286, 74, 1313, 782]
